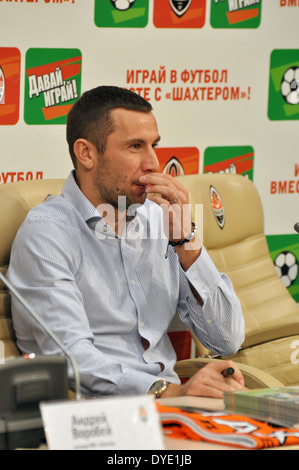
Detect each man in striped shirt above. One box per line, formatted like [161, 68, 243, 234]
[8, 86, 245, 399]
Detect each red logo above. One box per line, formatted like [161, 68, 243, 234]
[154, 0, 206, 29]
[156, 147, 200, 176]
[0, 47, 21, 125]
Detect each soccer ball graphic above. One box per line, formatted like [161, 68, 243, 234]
[110, 0, 135, 10]
[274, 251, 298, 288]
[281, 67, 299, 105]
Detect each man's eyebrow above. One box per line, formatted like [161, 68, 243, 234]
[126, 135, 161, 145]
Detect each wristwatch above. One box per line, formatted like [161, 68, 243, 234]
[147, 379, 168, 398]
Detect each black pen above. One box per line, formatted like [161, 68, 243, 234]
[222, 367, 235, 377]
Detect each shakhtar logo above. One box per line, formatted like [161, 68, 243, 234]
[163, 157, 185, 177]
[210, 186, 225, 229]
[0, 67, 5, 104]
[110, 0, 136, 10]
[169, 0, 192, 16]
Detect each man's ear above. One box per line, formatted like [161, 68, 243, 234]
[73, 139, 97, 170]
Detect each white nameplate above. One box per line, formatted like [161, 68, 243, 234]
[40, 395, 164, 450]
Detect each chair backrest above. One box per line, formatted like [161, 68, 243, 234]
[0, 179, 65, 358]
[177, 173, 299, 351]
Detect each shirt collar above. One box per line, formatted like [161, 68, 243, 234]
[62, 170, 102, 223]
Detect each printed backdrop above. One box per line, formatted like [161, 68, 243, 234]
[1, 1, 299, 356]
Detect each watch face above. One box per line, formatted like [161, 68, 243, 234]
[148, 380, 167, 396]
[151, 380, 164, 392]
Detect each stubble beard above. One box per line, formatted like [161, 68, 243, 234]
[93, 167, 146, 218]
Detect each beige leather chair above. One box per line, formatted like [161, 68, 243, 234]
[175, 173, 299, 388]
[0, 179, 65, 359]
[0, 176, 286, 390]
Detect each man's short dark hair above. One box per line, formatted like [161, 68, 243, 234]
[66, 86, 153, 167]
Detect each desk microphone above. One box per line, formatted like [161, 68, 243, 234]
[294, 223, 299, 233]
[0, 272, 81, 401]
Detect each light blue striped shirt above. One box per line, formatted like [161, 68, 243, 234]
[8, 171, 244, 397]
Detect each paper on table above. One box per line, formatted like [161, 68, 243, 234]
[158, 396, 225, 412]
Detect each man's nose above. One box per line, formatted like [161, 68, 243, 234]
[142, 146, 160, 173]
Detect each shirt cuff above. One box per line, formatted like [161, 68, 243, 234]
[118, 367, 161, 396]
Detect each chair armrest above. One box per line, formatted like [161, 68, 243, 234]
[175, 357, 285, 389]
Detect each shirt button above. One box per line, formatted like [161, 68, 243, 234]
[140, 322, 145, 328]
[103, 225, 107, 232]
[207, 319, 213, 324]
[131, 280, 135, 286]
